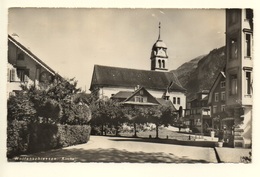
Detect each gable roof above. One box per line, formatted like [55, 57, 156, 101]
[111, 91, 133, 99]
[123, 87, 160, 106]
[8, 35, 56, 75]
[156, 98, 177, 111]
[90, 65, 186, 92]
[208, 71, 226, 104]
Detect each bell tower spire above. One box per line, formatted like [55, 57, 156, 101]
[158, 22, 161, 40]
[150, 22, 168, 72]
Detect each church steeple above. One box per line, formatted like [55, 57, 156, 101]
[150, 22, 168, 72]
[158, 22, 161, 40]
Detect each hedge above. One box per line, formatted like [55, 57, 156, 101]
[7, 120, 91, 158]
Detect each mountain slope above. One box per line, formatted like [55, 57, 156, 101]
[171, 46, 226, 100]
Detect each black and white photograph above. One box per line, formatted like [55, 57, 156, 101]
[0, 1, 259, 177]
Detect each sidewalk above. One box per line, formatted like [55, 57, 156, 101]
[214, 147, 252, 163]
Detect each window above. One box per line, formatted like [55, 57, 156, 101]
[158, 60, 161, 68]
[245, 33, 252, 57]
[213, 106, 217, 114]
[215, 93, 219, 102]
[173, 97, 176, 104]
[230, 38, 238, 59]
[221, 92, 226, 101]
[221, 105, 226, 112]
[134, 96, 147, 103]
[162, 60, 165, 68]
[17, 69, 29, 82]
[177, 97, 180, 104]
[220, 81, 226, 88]
[246, 71, 252, 95]
[230, 74, 238, 95]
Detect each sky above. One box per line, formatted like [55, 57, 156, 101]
[8, 8, 225, 91]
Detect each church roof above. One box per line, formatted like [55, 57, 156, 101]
[90, 65, 186, 92]
[153, 39, 167, 49]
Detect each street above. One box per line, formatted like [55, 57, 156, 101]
[13, 135, 218, 163]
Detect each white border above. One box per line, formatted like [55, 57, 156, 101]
[1, 1, 259, 177]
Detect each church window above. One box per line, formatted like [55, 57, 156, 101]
[162, 60, 165, 68]
[158, 60, 161, 68]
[177, 97, 180, 104]
[173, 97, 176, 104]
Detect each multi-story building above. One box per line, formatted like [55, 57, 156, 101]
[225, 9, 253, 148]
[208, 71, 227, 129]
[185, 90, 211, 133]
[7, 35, 57, 97]
[207, 70, 235, 146]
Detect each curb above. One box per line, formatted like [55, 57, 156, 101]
[213, 147, 221, 163]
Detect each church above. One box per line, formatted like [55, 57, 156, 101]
[89, 23, 186, 111]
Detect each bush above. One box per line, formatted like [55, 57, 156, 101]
[57, 124, 91, 147]
[7, 121, 91, 158]
[7, 120, 29, 157]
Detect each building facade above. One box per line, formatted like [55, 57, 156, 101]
[7, 35, 57, 97]
[225, 9, 253, 148]
[208, 71, 235, 146]
[185, 91, 211, 133]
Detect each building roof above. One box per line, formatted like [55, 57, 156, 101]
[208, 70, 226, 104]
[8, 35, 56, 75]
[153, 40, 167, 49]
[156, 98, 177, 111]
[123, 87, 161, 105]
[90, 65, 186, 92]
[111, 91, 133, 99]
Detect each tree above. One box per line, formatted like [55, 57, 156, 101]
[108, 101, 128, 136]
[124, 106, 147, 137]
[145, 105, 175, 138]
[7, 92, 36, 123]
[90, 99, 127, 136]
[89, 99, 111, 135]
[24, 76, 91, 124]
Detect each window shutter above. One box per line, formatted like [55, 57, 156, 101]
[7, 68, 10, 82]
[10, 69, 16, 81]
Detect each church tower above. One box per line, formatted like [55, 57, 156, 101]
[150, 22, 169, 72]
